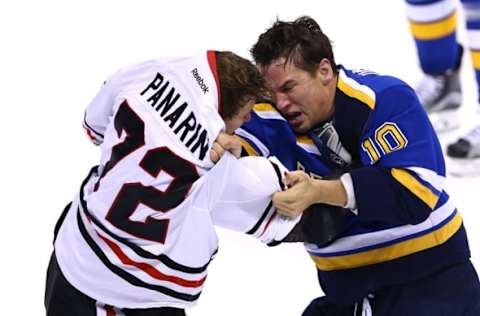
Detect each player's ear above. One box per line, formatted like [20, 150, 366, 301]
[316, 58, 334, 85]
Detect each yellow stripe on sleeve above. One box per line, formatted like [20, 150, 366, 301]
[296, 135, 314, 145]
[253, 103, 277, 112]
[391, 168, 439, 209]
[471, 50, 480, 70]
[236, 136, 259, 156]
[337, 77, 375, 110]
[409, 12, 457, 40]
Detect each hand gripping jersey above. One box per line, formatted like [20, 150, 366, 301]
[239, 65, 471, 304]
[55, 51, 299, 309]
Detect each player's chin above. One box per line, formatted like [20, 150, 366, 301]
[290, 120, 311, 133]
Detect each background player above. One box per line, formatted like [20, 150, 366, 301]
[406, 0, 480, 175]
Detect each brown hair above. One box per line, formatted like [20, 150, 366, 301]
[216, 51, 266, 119]
[251, 16, 337, 75]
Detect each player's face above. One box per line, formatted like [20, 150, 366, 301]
[224, 100, 254, 134]
[262, 58, 336, 133]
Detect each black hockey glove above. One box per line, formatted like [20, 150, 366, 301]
[269, 203, 349, 247]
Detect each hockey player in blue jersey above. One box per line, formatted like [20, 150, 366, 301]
[247, 16, 480, 315]
[405, 0, 480, 175]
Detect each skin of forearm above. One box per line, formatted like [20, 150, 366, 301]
[310, 179, 348, 207]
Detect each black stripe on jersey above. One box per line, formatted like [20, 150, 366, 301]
[53, 202, 72, 244]
[269, 161, 285, 190]
[79, 167, 212, 274]
[245, 161, 284, 235]
[76, 209, 202, 302]
[246, 201, 273, 235]
[83, 113, 104, 138]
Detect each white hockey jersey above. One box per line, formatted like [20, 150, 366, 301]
[55, 51, 299, 309]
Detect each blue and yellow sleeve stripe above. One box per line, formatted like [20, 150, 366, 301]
[308, 203, 461, 271]
[337, 69, 376, 110]
[236, 135, 260, 157]
[391, 168, 440, 209]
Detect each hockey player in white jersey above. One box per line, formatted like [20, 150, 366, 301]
[45, 51, 299, 316]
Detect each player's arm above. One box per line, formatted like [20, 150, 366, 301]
[346, 85, 445, 226]
[209, 140, 349, 247]
[236, 105, 350, 245]
[275, 85, 445, 227]
[276, 86, 444, 226]
[207, 154, 300, 244]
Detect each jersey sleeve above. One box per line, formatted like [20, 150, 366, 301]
[207, 154, 301, 244]
[237, 103, 332, 175]
[351, 85, 447, 225]
[82, 73, 120, 145]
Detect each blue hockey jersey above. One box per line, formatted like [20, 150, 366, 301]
[238, 65, 471, 304]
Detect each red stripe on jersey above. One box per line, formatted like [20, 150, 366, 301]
[84, 127, 97, 141]
[259, 211, 277, 238]
[105, 305, 116, 316]
[207, 50, 222, 114]
[97, 233, 207, 288]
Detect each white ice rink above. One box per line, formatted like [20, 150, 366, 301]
[2, 0, 478, 315]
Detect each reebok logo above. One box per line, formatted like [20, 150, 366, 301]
[192, 68, 209, 94]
